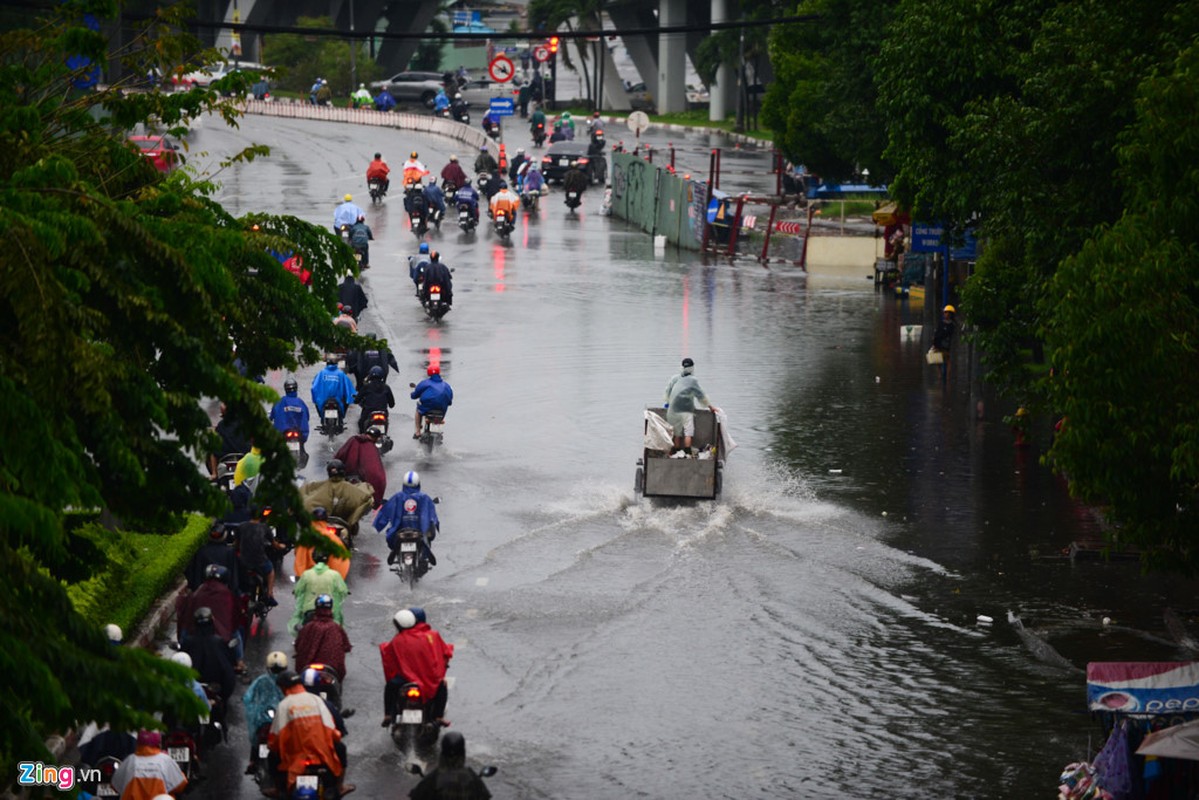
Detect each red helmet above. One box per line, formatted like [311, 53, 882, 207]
[427, 365, 440, 376]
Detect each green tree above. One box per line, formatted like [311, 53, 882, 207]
[0, 0, 355, 776]
[410, 16, 447, 71]
[262, 15, 382, 96]
[1042, 40, 1199, 572]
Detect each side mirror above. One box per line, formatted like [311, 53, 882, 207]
[432, 497, 440, 504]
[480, 766, 498, 777]
[408, 764, 425, 777]
[409, 383, 416, 388]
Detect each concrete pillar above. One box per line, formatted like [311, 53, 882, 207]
[657, 0, 687, 113]
[608, 5, 659, 97]
[376, 0, 441, 74]
[709, 0, 734, 120]
[600, 43, 632, 111]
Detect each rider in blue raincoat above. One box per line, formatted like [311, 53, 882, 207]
[410, 365, 453, 439]
[454, 182, 480, 224]
[310, 358, 356, 423]
[433, 88, 450, 114]
[374, 470, 440, 564]
[269, 379, 310, 442]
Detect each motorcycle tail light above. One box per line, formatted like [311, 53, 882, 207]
[405, 686, 422, 700]
[429, 285, 441, 293]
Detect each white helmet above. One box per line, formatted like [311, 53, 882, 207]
[393, 609, 417, 630]
[266, 651, 289, 672]
[171, 651, 193, 668]
[403, 470, 420, 489]
[104, 623, 123, 644]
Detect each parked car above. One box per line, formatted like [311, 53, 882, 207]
[180, 60, 270, 89]
[127, 135, 180, 173]
[623, 81, 655, 112]
[540, 141, 592, 184]
[368, 71, 446, 108]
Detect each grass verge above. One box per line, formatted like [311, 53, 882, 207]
[65, 514, 210, 633]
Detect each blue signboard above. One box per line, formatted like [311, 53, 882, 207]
[910, 222, 978, 260]
[453, 11, 470, 24]
[489, 97, 515, 116]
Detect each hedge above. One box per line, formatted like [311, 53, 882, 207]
[65, 514, 211, 634]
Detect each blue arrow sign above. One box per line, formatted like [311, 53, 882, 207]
[489, 97, 515, 116]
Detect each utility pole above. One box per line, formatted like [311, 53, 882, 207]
[349, 0, 357, 89]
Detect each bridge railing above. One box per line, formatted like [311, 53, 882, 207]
[238, 99, 489, 151]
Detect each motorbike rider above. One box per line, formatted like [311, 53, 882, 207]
[455, 181, 481, 225]
[375, 471, 440, 566]
[374, 87, 397, 112]
[440, 154, 468, 190]
[110, 730, 188, 800]
[366, 152, 390, 195]
[294, 594, 352, 680]
[185, 520, 240, 593]
[559, 110, 576, 138]
[289, 551, 348, 636]
[405, 181, 430, 225]
[314, 79, 332, 106]
[333, 305, 357, 333]
[408, 731, 492, 800]
[423, 179, 447, 226]
[433, 87, 450, 114]
[664, 357, 721, 455]
[233, 441, 264, 492]
[473, 144, 498, 176]
[310, 355, 356, 428]
[178, 564, 245, 672]
[379, 607, 453, 728]
[489, 181, 520, 223]
[409, 242, 432, 293]
[181, 606, 236, 715]
[353, 366, 396, 433]
[481, 171, 503, 201]
[236, 504, 279, 608]
[523, 166, 546, 195]
[351, 83, 372, 108]
[587, 110, 602, 132]
[334, 425, 388, 508]
[348, 214, 373, 267]
[348, 334, 399, 387]
[563, 161, 589, 195]
[333, 193, 364, 233]
[530, 105, 547, 140]
[294, 507, 352, 581]
[270, 379, 310, 452]
[549, 121, 567, 143]
[481, 108, 500, 136]
[267, 670, 352, 797]
[418, 253, 454, 311]
[401, 151, 430, 188]
[338, 273, 368, 320]
[299, 460, 375, 531]
[508, 148, 528, 183]
[208, 401, 251, 480]
[411, 365, 453, 440]
[242, 651, 289, 775]
[450, 92, 469, 121]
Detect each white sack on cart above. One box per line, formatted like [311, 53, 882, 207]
[715, 408, 738, 455]
[644, 410, 675, 452]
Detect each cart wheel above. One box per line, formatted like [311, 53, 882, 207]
[634, 467, 643, 494]
[714, 468, 722, 498]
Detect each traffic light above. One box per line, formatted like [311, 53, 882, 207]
[548, 36, 560, 54]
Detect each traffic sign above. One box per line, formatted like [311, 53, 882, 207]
[627, 110, 651, 136]
[533, 46, 550, 63]
[488, 54, 515, 83]
[489, 97, 515, 116]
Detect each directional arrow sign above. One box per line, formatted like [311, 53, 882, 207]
[489, 97, 515, 116]
[488, 54, 515, 83]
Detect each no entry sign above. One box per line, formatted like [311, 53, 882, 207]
[489, 55, 515, 83]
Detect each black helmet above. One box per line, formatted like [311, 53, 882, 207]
[367, 426, 384, 439]
[374, 152, 382, 159]
[208, 520, 228, 542]
[311, 506, 328, 521]
[193, 606, 214, 627]
[315, 594, 334, 610]
[681, 357, 694, 368]
[341, 305, 353, 316]
[430, 250, 440, 262]
[275, 669, 302, 689]
[326, 459, 346, 479]
[410, 607, 427, 624]
[313, 549, 330, 563]
[204, 564, 229, 583]
[441, 731, 466, 760]
[326, 354, 340, 366]
[284, 379, 298, 394]
[368, 366, 384, 382]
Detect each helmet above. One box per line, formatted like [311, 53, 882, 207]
[393, 609, 417, 630]
[193, 606, 214, 627]
[284, 378, 298, 394]
[454, 93, 462, 100]
[681, 357, 694, 368]
[449, 154, 458, 162]
[314, 594, 334, 610]
[403, 470, 421, 489]
[480, 144, 488, 152]
[592, 111, 600, 118]
[326, 459, 346, 478]
[170, 651, 193, 668]
[356, 214, 365, 223]
[208, 520, 228, 541]
[516, 147, 525, 154]
[301, 666, 332, 690]
[410, 151, 418, 158]
[313, 549, 330, 563]
[943, 305, 956, 314]
[409, 607, 426, 624]
[569, 160, 578, 168]
[251, 223, 260, 232]
[321, 79, 328, 85]
[343, 193, 353, 202]
[499, 180, 508, 189]
[367, 426, 384, 439]
[441, 731, 466, 760]
[204, 563, 229, 583]
[341, 305, 353, 316]
[430, 250, 440, 262]
[426, 365, 440, 376]
[359, 83, 366, 89]
[368, 366, 384, 381]
[311, 506, 328, 521]
[326, 353, 340, 366]
[104, 623, 123, 644]
[266, 651, 289, 673]
[275, 669, 302, 689]
[374, 152, 381, 159]
[419, 242, 429, 253]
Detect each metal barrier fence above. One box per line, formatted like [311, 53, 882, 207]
[610, 152, 708, 250]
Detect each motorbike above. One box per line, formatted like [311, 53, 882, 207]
[245, 567, 275, 635]
[250, 711, 274, 794]
[285, 428, 308, 469]
[366, 409, 394, 454]
[565, 190, 582, 210]
[483, 119, 501, 141]
[389, 527, 433, 589]
[422, 284, 451, 322]
[452, 104, 470, 125]
[368, 177, 386, 205]
[291, 761, 337, 799]
[405, 184, 428, 235]
[326, 514, 356, 551]
[409, 762, 497, 781]
[163, 727, 200, 784]
[326, 349, 348, 372]
[457, 203, 477, 232]
[319, 399, 343, 436]
[84, 756, 121, 797]
[442, 180, 459, 204]
[492, 209, 514, 239]
[520, 189, 540, 211]
[531, 122, 546, 147]
[214, 452, 243, 494]
[389, 680, 442, 757]
[428, 202, 444, 231]
[302, 662, 344, 712]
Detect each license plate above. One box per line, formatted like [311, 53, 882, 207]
[169, 747, 189, 762]
[288, 441, 300, 453]
[324, 409, 337, 420]
[296, 775, 318, 789]
[97, 786, 117, 797]
[354, 252, 362, 262]
[258, 743, 269, 758]
[430, 292, 440, 301]
[559, 158, 569, 165]
[400, 541, 417, 552]
[428, 423, 445, 433]
[401, 709, 423, 724]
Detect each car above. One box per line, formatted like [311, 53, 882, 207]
[368, 71, 447, 108]
[623, 81, 655, 112]
[540, 141, 593, 184]
[127, 135, 180, 173]
[180, 60, 270, 89]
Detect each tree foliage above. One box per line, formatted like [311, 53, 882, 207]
[261, 15, 382, 96]
[0, 0, 356, 776]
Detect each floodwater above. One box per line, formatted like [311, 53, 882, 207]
[178, 113, 1196, 799]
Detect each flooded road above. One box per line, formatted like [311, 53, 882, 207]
[183, 113, 1196, 798]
